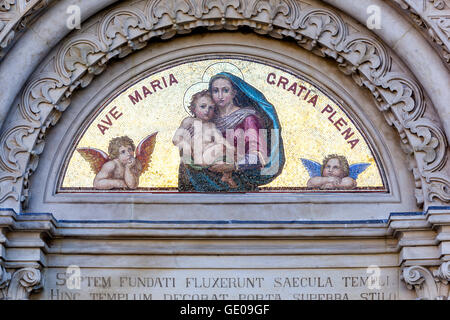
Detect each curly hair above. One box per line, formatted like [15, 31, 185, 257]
[321, 154, 349, 177]
[189, 90, 213, 115]
[108, 136, 135, 159]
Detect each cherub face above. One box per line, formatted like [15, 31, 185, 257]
[323, 158, 345, 179]
[118, 144, 134, 165]
[193, 96, 215, 121]
[211, 78, 236, 109]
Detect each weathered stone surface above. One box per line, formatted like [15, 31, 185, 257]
[33, 267, 411, 300]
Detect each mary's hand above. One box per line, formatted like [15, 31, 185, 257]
[209, 163, 235, 173]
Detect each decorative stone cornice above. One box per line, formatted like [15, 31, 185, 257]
[0, 0, 448, 211]
[394, 207, 450, 299]
[388, 207, 450, 265]
[0, 209, 56, 271]
[0, 0, 51, 58]
[0, 207, 448, 299]
[392, 0, 450, 66]
[2, 1, 447, 66]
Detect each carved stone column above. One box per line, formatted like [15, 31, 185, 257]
[0, 267, 42, 300]
[402, 262, 450, 299]
[0, 210, 52, 299]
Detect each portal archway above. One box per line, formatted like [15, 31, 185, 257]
[0, 0, 449, 301]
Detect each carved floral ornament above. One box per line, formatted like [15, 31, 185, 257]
[0, 266, 42, 300]
[0, 0, 448, 64]
[0, 0, 448, 210]
[0, 0, 449, 63]
[402, 262, 450, 300]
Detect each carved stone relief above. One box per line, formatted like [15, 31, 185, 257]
[1, 1, 449, 65]
[0, 267, 42, 300]
[403, 262, 450, 299]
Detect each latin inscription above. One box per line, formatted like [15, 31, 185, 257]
[35, 268, 406, 300]
[266, 72, 360, 149]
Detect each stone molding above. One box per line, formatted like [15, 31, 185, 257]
[1, 1, 449, 67]
[392, 0, 450, 66]
[390, 206, 450, 299]
[0, 0, 51, 58]
[0, 207, 448, 299]
[0, 209, 56, 271]
[0, 210, 48, 299]
[0, 0, 447, 212]
[389, 207, 450, 263]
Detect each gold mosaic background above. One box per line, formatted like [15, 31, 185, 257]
[62, 59, 384, 190]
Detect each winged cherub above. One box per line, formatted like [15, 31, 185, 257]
[301, 154, 370, 190]
[77, 133, 157, 190]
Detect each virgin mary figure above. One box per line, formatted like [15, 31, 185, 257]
[178, 72, 285, 191]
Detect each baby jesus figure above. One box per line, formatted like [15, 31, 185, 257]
[173, 90, 237, 188]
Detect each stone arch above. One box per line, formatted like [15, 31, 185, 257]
[0, 0, 448, 212]
[42, 40, 400, 213]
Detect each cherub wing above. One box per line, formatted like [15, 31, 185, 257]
[300, 158, 322, 177]
[77, 147, 109, 175]
[349, 163, 371, 180]
[136, 132, 158, 174]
